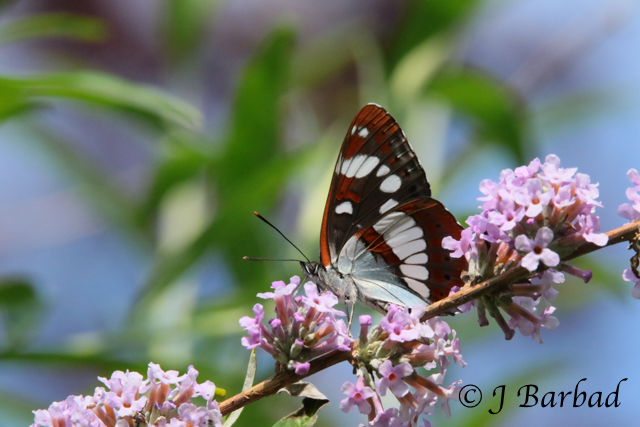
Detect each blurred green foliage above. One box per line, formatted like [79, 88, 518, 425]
[0, 3, 621, 427]
[0, 277, 42, 350]
[0, 13, 107, 45]
[0, 72, 202, 129]
[427, 69, 528, 163]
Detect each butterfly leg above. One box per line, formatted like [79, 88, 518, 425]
[346, 302, 355, 335]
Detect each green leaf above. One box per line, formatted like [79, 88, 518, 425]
[0, 98, 37, 124]
[0, 13, 107, 45]
[134, 27, 296, 306]
[389, 37, 449, 106]
[273, 382, 330, 427]
[270, 402, 323, 427]
[162, 0, 219, 62]
[291, 27, 359, 89]
[534, 89, 615, 133]
[0, 76, 40, 123]
[0, 277, 42, 349]
[241, 349, 258, 390]
[0, 72, 202, 131]
[223, 349, 257, 427]
[210, 26, 296, 286]
[215, 27, 295, 198]
[427, 69, 528, 163]
[388, 0, 480, 68]
[136, 154, 298, 304]
[135, 138, 211, 231]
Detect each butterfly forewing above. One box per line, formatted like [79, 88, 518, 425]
[320, 104, 432, 268]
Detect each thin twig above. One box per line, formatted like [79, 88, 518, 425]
[219, 346, 353, 415]
[219, 220, 640, 416]
[420, 219, 640, 321]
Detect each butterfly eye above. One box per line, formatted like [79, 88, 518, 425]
[301, 262, 319, 277]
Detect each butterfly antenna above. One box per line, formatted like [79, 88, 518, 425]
[252, 211, 311, 263]
[243, 257, 302, 262]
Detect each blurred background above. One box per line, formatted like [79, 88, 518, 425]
[0, 0, 639, 426]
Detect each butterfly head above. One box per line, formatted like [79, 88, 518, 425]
[300, 261, 321, 282]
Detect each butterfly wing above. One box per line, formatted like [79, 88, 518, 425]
[337, 198, 467, 312]
[319, 104, 467, 312]
[320, 104, 432, 269]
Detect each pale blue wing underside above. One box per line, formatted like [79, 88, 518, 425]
[337, 232, 427, 310]
[352, 277, 426, 310]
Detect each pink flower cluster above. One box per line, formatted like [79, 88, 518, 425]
[239, 276, 352, 374]
[618, 169, 640, 223]
[443, 155, 608, 341]
[619, 168, 640, 298]
[31, 363, 222, 427]
[341, 305, 464, 427]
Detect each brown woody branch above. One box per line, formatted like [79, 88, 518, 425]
[420, 219, 639, 321]
[219, 345, 354, 415]
[219, 220, 640, 416]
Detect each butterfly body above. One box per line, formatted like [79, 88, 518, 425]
[301, 261, 359, 307]
[302, 104, 467, 314]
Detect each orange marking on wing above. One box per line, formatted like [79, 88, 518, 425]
[355, 227, 401, 265]
[320, 192, 332, 268]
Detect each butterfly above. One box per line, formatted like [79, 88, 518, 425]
[300, 104, 467, 317]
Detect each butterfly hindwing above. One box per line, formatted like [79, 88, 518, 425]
[336, 198, 466, 309]
[320, 104, 432, 269]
